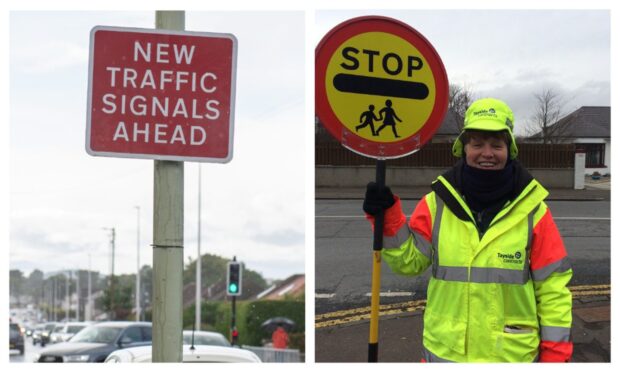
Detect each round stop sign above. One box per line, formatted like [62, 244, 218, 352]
[316, 16, 449, 159]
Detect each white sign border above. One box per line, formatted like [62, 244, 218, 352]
[85, 25, 237, 164]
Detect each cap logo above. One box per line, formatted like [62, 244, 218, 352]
[472, 109, 497, 117]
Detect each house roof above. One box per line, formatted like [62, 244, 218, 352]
[434, 108, 461, 136]
[256, 274, 305, 300]
[530, 106, 610, 139]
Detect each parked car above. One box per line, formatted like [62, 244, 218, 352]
[9, 322, 25, 355]
[33, 321, 152, 363]
[50, 322, 92, 343]
[182, 330, 231, 347]
[104, 344, 261, 363]
[32, 322, 57, 347]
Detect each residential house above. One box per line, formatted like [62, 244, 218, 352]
[529, 106, 610, 175]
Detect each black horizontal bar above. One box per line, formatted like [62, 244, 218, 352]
[333, 73, 429, 100]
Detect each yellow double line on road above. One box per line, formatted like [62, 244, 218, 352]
[315, 284, 610, 329]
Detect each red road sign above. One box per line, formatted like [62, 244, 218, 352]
[316, 16, 448, 159]
[86, 26, 237, 163]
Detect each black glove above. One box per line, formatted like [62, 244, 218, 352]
[363, 182, 396, 216]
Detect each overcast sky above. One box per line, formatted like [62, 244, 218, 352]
[316, 9, 610, 136]
[9, 11, 306, 281]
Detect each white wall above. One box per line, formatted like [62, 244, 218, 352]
[574, 137, 611, 175]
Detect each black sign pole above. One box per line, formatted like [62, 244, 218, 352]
[368, 159, 386, 362]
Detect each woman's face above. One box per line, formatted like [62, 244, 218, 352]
[464, 135, 508, 170]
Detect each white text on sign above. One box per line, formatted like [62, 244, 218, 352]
[101, 41, 222, 146]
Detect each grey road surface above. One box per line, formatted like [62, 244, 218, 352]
[315, 200, 610, 314]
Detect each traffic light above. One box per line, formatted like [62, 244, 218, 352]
[227, 261, 242, 296]
[231, 327, 239, 345]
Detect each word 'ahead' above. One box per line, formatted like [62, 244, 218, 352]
[86, 26, 237, 163]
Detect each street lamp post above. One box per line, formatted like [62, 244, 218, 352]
[135, 206, 141, 321]
[196, 164, 201, 330]
[87, 254, 92, 321]
[103, 227, 116, 320]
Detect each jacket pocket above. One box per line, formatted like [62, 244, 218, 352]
[424, 312, 467, 355]
[495, 325, 539, 362]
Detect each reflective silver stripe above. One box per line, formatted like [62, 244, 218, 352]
[435, 266, 528, 284]
[470, 267, 528, 284]
[531, 257, 572, 281]
[383, 224, 433, 261]
[434, 266, 468, 282]
[423, 346, 454, 362]
[413, 231, 433, 260]
[431, 200, 542, 285]
[523, 206, 536, 282]
[540, 326, 571, 342]
[431, 198, 444, 278]
[383, 224, 411, 249]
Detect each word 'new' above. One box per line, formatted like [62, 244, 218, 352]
[134, 41, 195, 65]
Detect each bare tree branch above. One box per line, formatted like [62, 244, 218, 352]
[448, 83, 474, 132]
[526, 88, 570, 144]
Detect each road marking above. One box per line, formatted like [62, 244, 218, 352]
[364, 291, 414, 297]
[316, 291, 413, 299]
[315, 284, 610, 329]
[316, 216, 610, 220]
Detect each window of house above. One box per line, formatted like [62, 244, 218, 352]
[583, 143, 606, 168]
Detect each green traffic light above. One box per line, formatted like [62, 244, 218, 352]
[229, 283, 238, 293]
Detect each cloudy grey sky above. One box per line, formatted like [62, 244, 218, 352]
[9, 11, 306, 280]
[316, 9, 610, 136]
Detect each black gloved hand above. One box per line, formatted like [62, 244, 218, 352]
[363, 182, 396, 216]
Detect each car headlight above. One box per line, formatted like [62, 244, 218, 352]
[32, 353, 40, 363]
[63, 355, 91, 362]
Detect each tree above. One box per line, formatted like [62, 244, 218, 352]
[26, 269, 45, 307]
[448, 83, 475, 132]
[526, 88, 570, 144]
[10, 270, 26, 307]
[97, 273, 136, 320]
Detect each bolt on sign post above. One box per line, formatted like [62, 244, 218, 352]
[85, 10, 237, 363]
[316, 16, 448, 362]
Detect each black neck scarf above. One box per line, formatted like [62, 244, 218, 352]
[461, 160, 515, 213]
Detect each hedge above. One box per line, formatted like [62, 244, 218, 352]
[182, 300, 305, 351]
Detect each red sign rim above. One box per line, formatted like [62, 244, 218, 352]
[316, 16, 449, 159]
[86, 26, 237, 163]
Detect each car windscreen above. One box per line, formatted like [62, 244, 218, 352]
[183, 333, 230, 347]
[44, 323, 56, 331]
[67, 325, 86, 333]
[69, 326, 123, 344]
[10, 324, 21, 337]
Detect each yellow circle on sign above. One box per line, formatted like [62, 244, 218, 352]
[325, 32, 436, 143]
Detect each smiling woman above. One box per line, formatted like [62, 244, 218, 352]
[362, 97, 574, 362]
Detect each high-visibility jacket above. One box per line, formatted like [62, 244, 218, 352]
[373, 165, 573, 362]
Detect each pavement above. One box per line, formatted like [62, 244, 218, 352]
[315, 176, 611, 363]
